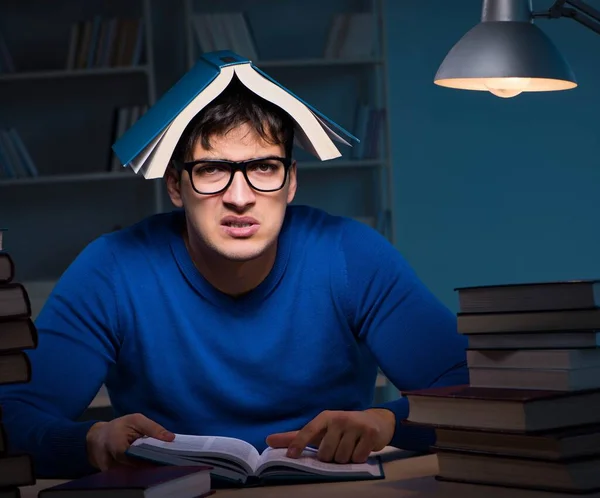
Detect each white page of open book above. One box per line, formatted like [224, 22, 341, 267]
[129, 125, 170, 173]
[312, 114, 352, 147]
[255, 446, 381, 476]
[132, 434, 260, 474]
[233, 64, 341, 161]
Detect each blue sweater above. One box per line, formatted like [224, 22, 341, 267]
[0, 205, 468, 478]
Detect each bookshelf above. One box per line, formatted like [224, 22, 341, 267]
[182, 0, 397, 400]
[0, 0, 165, 281]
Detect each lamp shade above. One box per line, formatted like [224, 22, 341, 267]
[434, 2, 577, 97]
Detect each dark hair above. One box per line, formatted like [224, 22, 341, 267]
[172, 76, 295, 163]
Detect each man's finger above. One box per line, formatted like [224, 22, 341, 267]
[316, 424, 344, 462]
[351, 435, 374, 463]
[286, 417, 327, 458]
[128, 413, 175, 441]
[265, 430, 298, 448]
[333, 431, 360, 464]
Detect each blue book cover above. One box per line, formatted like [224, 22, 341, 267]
[112, 50, 357, 170]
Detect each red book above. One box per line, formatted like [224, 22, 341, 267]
[38, 464, 214, 497]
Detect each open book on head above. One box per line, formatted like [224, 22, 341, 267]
[112, 50, 358, 180]
[126, 434, 385, 486]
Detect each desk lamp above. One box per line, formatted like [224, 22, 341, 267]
[434, 0, 600, 97]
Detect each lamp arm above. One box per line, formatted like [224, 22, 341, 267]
[533, 0, 600, 35]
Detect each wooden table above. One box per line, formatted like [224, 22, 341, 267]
[19, 450, 592, 498]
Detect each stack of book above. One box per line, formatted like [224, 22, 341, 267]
[402, 280, 600, 494]
[0, 228, 37, 495]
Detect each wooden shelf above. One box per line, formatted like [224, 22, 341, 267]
[0, 171, 142, 187]
[254, 57, 384, 68]
[0, 65, 149, 83]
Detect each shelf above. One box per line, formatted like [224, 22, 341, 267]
[299, 159, 384, 169]
[0, 160, 383, 187]
[0, 65, 149, 83]
[0, 171, 143, 187]
[253, 57, 384, 68]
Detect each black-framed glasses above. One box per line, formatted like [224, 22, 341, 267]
[172, 156, 293, 195]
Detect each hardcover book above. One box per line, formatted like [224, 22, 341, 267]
[38, 464, 213, 497]
[401, 384, 600, 432]
[112, 50, 358, 179]
[455, 280, 600, 314]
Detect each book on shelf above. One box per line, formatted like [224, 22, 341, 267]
[351, 104, 384, 160]
[39, 464, 213, 498]
[126, 434, 384, 486]
[0, 128, 39, 180]
[66, 16, 144, 70]
[324, 12, 375, 59]
[112, 50, 358, 179]
[0, 28, 15, 74]
[191, 12, 258, 61]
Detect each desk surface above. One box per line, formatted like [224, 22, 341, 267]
[19, 452, 591, 498]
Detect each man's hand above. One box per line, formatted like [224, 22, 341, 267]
[265, 409, 395, 464]
[86, 413, 175, 471]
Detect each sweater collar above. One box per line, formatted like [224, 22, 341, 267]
[168, 209, 292, 309]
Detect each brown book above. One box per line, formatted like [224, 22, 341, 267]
[38, 464, 213, 498]
[0, 454, 35, 488]
[467, 330, 600, 350]
[0, 284, 31, 322]
[431, 423, 600, 460]
[435, 447, 600, 494]
[469, 364, 600, 391]
[467, 348, 600, 369]
[0, 253, 14, 284]
[456, 280, 600, 314]
[0, 318, 37, 352]
[458, 308, 600, 334]
[0, 351, 31, 385]
[402, 384, 600, 432]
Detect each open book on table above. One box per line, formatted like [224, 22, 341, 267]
[126, 434, 385, 486]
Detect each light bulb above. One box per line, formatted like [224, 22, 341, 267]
[483, 77, 532, 98]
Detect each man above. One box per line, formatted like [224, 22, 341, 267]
[0, 78, 468, 479]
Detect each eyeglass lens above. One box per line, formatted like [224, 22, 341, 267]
[191, 158, 287, 193]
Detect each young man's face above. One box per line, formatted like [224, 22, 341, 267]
[169, 123, 297, 262]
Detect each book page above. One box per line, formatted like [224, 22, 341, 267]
[130, 125, 170, 174]
[255, 447, 382, 477]
[131, 434, 260, 473]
